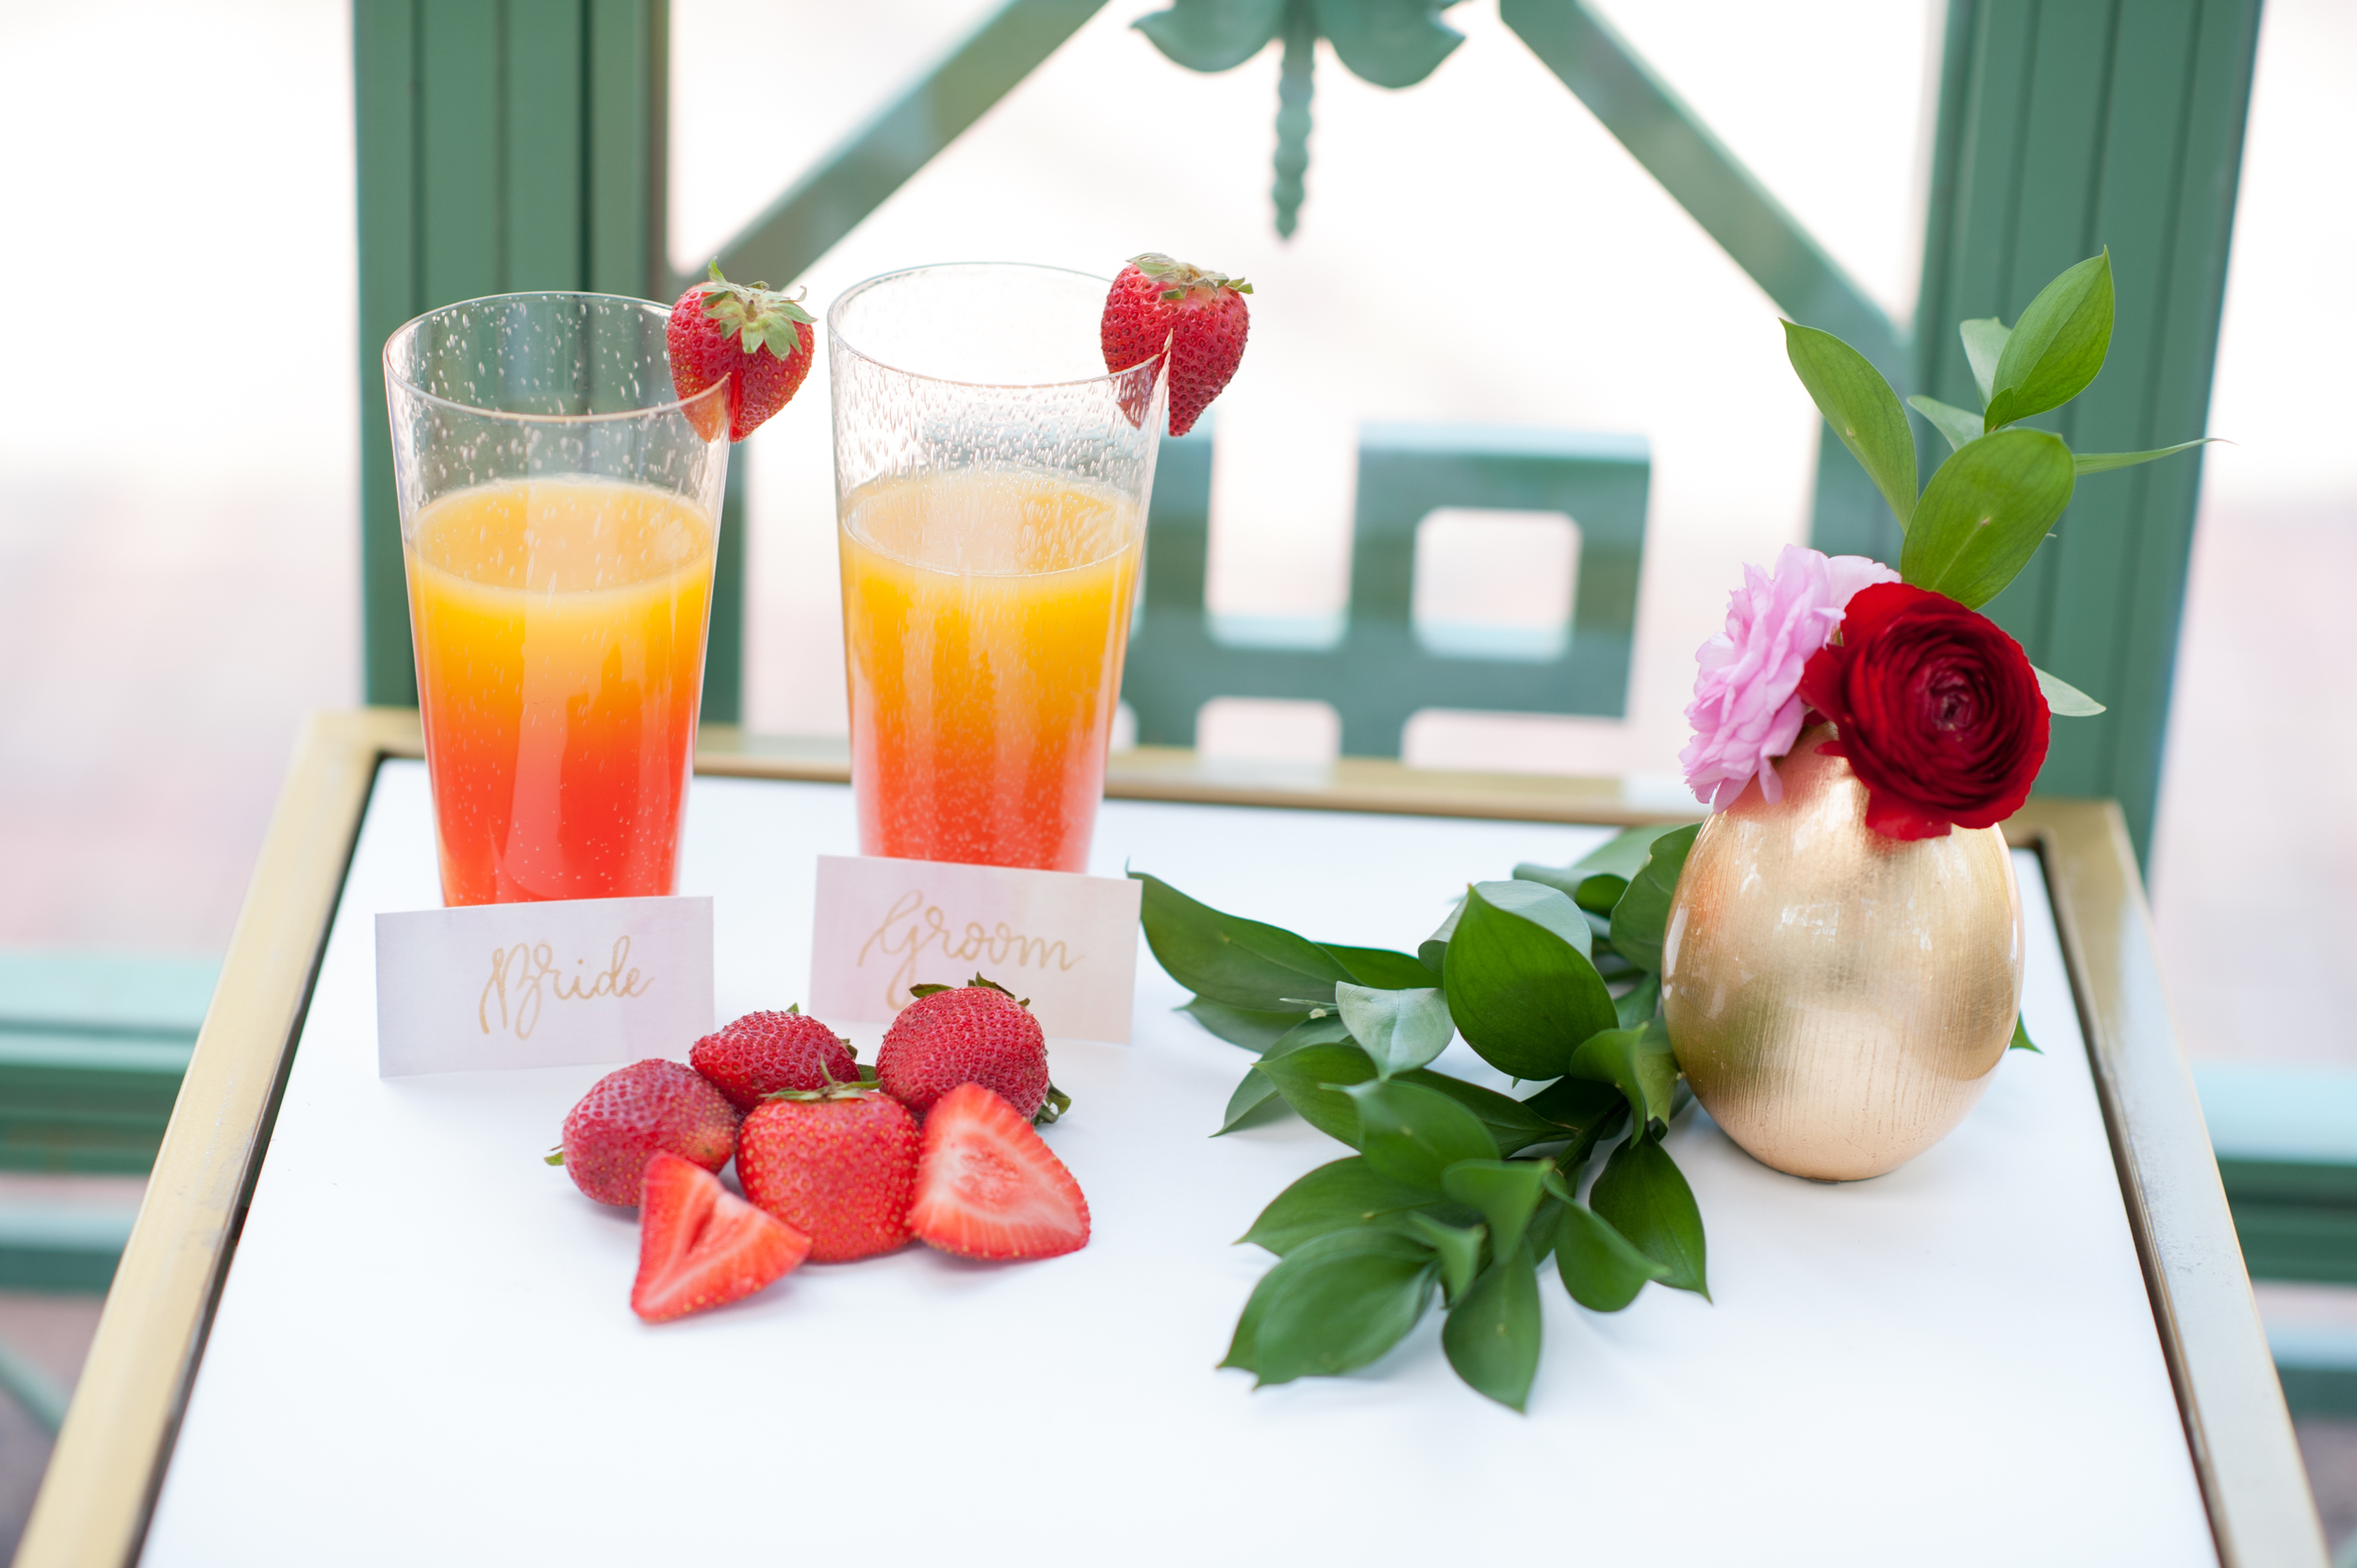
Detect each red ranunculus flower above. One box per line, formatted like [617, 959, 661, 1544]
[1795, 582, 2049, 840]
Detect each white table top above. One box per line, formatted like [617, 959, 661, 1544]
[142, 760, 2213, 1566]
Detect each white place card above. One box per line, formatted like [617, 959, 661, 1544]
[374, 896, 715, 1077]
[808, 856, 1143, 1043]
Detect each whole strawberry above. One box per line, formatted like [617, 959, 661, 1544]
[737, 1087, 921, 1263]
[553, 1059, 740, 1207]
[667, 261, 817, 441]
[1099, 253, 1251, 437]
[690, 1007, 860, 1110]
[875, 976, 1062, 1123]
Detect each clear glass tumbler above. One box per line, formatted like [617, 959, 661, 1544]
[829, 263, 1167, 873]
[384, 292, 730, 906]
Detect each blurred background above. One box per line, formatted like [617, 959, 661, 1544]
[0, 0, 2350, 1552]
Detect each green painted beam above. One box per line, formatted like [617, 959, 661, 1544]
[354, 0, 420, 714]
[588, 0, 668, 301]
[1122, 423, 1649, 754]
[1496, 0, 1919, 585]
[2200, 1063, 2357, 1289]
[0, 1035, 190, 1175]
[1497, 0, 1903, 377]
[0, 1207, 138, 1296]
[708, 0, 1109, 293]
[1899, 0, 2260, 863]
[353, 1, 733, 717]
[508, 0, 588, 289]
[2227, 1198, 2357, 1288]
[0, 952, 207, 1173]
[2269, 1327, 2357, 1421]
[0, 951, 216, 1039]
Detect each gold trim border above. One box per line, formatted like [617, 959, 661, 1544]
[2006, 801, 2326, 1567]
[16, 710, 403, 1568]
[15, 714, 2321, 1567]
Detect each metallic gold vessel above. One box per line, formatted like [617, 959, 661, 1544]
[1661, 727, 2024, 1180]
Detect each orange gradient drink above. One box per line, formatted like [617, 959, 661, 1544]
[841, 471, 1140, 870]
[384, 291, 730, 907]
[406, 479, 716, 904]
[827, 263, 1166, 872]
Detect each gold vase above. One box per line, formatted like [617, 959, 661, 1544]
[1660, 726, 2024, 1180]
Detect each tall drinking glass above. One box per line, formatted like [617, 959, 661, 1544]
[829, 264, 1166, 873]
[385, 292, 730, 906]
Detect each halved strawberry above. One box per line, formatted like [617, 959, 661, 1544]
[907, 1083, 1091, 1262]
[667, 262, 817, 442]
[1099, 253, 1250, 437]
[631, 1151, 810, 1323]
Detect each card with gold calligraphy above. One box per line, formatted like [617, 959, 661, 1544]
[373, 896, 715, 1076]
[807, 856, 1143, 1043]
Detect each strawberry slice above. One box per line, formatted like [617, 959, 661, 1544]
[1099, 253, 1251, 437]
[631, 1151, 810, 1323]
[908, 1082, 1091, 1261]
[667, 262, 817, 442]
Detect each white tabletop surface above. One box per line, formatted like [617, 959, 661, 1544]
[142, 761, 2215, 1566]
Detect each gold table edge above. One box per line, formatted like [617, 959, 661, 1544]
[2008, 801, 2325, 1566]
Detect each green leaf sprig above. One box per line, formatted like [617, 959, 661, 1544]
[1785, 249, 2217, 713]
[1136, 820, 1704, 1411]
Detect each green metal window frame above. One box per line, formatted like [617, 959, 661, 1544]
[354, 0, 2259, 860]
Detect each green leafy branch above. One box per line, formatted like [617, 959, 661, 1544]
[1132, 0, 1469, 237]
[1134, 820, 1706, 1411]
[1786, 249, 2219, 712]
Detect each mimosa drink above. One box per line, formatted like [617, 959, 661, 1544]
[840, 471, 1141, 871]
[384, 290, 730, 909]
[827, 263, 1166, 874]
[406, 478, 717, 904]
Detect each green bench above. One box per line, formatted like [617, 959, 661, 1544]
[0, 950, 212, 1178]
[0, 950, 211, 1433]
[2196, 1063, 2357, 1418]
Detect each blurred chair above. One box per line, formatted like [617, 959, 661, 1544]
[1121, 423, 1648, 757]
[2198, 1063, 2357, 1418]
[0, 950, 200, 1434]
[0, 951, 207, 1181]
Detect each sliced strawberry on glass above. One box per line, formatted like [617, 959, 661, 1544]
[631, 1151, 810, 1323]
[1099, 253, 1251, 437]
[907, 1082, 1091, 1262]
[666, 262, 818, 442]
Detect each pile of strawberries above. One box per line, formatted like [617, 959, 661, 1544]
[551, 978, 1089, 1324]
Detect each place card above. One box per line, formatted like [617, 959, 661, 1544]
[374, 896, 715, 1077]
[808, 856, 1144, 1043]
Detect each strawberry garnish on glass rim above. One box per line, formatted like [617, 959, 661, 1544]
[1099, 252, 1252, 437]
[667, 261, 818, 442]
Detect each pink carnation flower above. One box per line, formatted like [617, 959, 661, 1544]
[1680, 545, 1899, 811]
